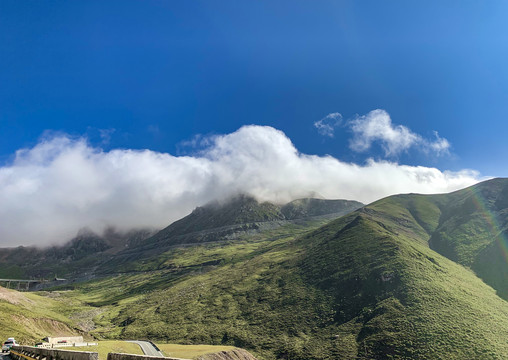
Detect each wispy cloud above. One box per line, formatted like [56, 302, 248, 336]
[428, 131, 451, 156]
[314, 112, 343, 137]
[348, 109, 451, 157]
[0, 125, 478, 246]
[99, 128, 115, 144]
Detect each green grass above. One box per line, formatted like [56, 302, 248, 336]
[156, 343, 236, 359]
[298, 207, 508, 359]
[0, 287, 83, 344]
[370, 179, 508, 300]
[66, 341, 143, 360]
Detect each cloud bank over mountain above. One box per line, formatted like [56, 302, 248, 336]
[0, 125, 479, 246]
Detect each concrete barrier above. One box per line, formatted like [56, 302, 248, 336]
[107, 352, 189, 360]
[11, 345, 98, 360]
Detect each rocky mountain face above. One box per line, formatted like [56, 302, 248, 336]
[196, 349, 258, 360]
[146, 195, 363, 247]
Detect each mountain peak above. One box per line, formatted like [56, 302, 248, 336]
[147, 195, 364, 246]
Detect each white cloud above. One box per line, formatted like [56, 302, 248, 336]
[314, 112, 343, 137]
[348, 109, 451, 156]
[428, 131, 451, 156]
[0, 125, 479, 246]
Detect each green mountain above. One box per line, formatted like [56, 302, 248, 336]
[367, 177, 508, 299]
[31, 178, 508, 359]
[4, 180, 508, 359]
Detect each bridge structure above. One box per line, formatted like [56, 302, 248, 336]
[0, 278, 48, 291]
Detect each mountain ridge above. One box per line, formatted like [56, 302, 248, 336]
[0, 196, 363, 279]
[146, 195, 364, 247]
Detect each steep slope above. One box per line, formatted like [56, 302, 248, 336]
[427, 178, 508, 298]
[366, 177, 508, 299]
[53, 179, 508, 359]
[0, 286, 84, 343]
[158, 195, 285, 235]
[299, 208, 508, 358]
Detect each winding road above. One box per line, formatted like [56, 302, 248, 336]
[126, 341, 164, 357]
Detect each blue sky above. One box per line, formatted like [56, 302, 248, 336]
[2, 1, 507, 173]
[1, 1, 507, 244]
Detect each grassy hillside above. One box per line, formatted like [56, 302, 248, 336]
[367, 178, 508, 300]
[42, 218, 346, 358]
[43, 180, 508, 359]
[5, 179, 508, 359]
[0, 286, 84, 344]
[428, 179, 508, 298]
[299, 210, 508, 358]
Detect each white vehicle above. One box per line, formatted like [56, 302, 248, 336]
[2, 338, 16, 353]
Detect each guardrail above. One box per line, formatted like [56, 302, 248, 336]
[108, 353, 189, 360]
[10, 346, 98, 360]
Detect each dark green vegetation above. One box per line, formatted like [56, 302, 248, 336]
[3, 181, 508, 359]
[367, 177, 508, 300]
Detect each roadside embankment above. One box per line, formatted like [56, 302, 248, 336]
[107, 353, 188, 360]
[195, 349, 258, 360]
